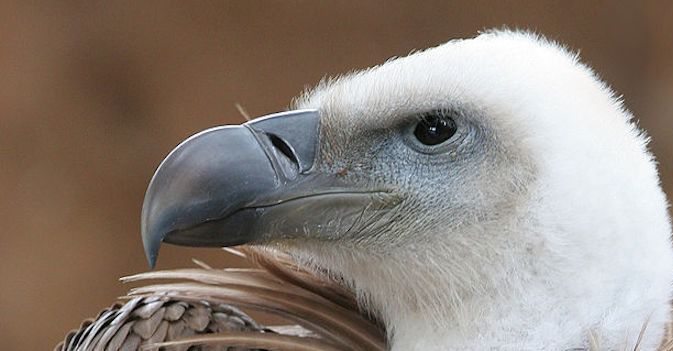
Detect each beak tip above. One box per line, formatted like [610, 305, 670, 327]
[146, 253, 157, 269]
[142, 235, 159, 269]
[141, 187, 165, 269]
[141, 220, 162, 269]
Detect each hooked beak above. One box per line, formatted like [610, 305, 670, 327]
[141, 109, 398, 268]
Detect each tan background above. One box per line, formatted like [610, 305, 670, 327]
[1, 1, 672, 349]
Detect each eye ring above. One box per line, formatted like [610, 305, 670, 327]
[413, 111, 458, 146]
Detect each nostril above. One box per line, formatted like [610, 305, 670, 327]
[268, 133, 299, 166]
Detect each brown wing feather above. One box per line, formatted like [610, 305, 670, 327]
[145, 331, 348, 351]
[56, 246, 387, 351]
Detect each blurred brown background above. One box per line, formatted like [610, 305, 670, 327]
[1, 1, 672, 349]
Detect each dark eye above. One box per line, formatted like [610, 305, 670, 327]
[413, 113, 457, 146]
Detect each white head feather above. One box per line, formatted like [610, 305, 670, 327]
[287, 30, 673, 350]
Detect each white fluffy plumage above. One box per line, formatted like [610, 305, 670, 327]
[290, 30, 673, 350]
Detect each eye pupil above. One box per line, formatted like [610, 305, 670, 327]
[413, 114, 457, 146]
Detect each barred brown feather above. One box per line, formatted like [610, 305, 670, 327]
[56, 248, 387, 351]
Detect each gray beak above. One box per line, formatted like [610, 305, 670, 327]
[141, 110, 397, 267]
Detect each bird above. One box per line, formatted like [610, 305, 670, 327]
[60, 30, 673, 351]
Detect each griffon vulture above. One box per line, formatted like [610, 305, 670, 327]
[59, 30, 673, 351]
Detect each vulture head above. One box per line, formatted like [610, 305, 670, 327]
[141, 31, 673, 350]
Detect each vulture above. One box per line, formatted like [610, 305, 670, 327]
[58, 30, 673, 351]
